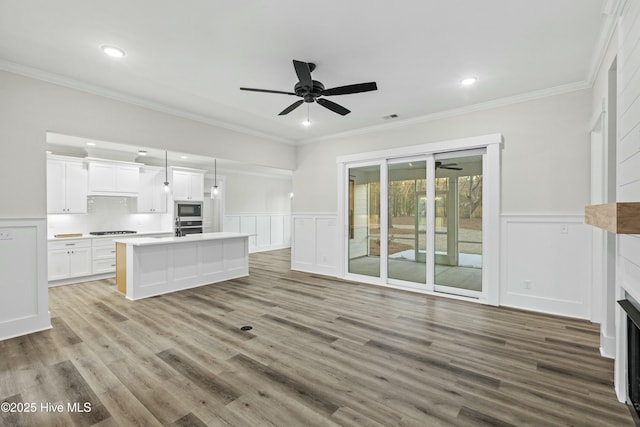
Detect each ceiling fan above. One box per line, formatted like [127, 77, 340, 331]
[240, 60, 377, 116]
[436, 161, 462, 171]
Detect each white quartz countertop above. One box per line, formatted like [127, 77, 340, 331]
[114, 232, 252, 246]
[48, 231, 173, 241]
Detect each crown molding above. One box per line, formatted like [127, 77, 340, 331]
[0, 59, 294, 145]
[585, 0, 628, 86]
[298, 81, 590, 145]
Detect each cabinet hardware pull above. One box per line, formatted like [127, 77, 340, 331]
[65, 243, 76, 246]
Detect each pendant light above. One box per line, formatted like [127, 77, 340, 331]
[211, 158, 219, 198]
[163, 151, 170, 193]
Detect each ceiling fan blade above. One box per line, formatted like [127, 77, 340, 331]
[317, 98, 351, 116]
[278, 99, 304, 116]
[293, 60, 313, 89]
[322, 82, 378, 96]
[240, 87, 296, 95]
[441, 166, 463, 170]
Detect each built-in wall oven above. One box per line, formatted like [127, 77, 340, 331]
[175, 202, 203, 236]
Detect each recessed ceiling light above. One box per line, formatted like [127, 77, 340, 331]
[181, 155, 188, 160]
[460, 76, 478, 86]
[101, 45, 126, 58]
[86, 142, 96, 146]
[138, 150, 147, 156]
[301, 120, 311, 127]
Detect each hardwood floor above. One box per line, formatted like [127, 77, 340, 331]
[0, 249, 634, 426]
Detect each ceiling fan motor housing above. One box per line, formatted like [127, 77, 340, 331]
[295, 80, 325, 103]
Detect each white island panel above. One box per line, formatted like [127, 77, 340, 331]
[173, 242, 199, 281]
[118, 232, 250, 300]
[201, 240, 225, 275]
[225, 238, 248, 271]
[136, 245, 169, 288]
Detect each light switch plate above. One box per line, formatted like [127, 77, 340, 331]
[0, 230, 13, 240]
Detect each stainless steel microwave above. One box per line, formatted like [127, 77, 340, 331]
[175, 202, 202, 218]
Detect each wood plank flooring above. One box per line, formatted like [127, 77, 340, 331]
[0, 249, 634, 426]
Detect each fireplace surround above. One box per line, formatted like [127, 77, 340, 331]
[619, 299, 640, 418]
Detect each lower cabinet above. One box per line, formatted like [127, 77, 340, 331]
[48, 239, 92, 281]
[48, 233, 174, 283]
[92, 238, 118, 274]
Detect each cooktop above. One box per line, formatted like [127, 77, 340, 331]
[89, 230, 137, 236]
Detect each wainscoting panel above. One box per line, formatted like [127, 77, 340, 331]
[500, 215, 591, 319]
[224, 213, 291, 253]
[0, 218, 51, 340]
[291, 214, 339, 277]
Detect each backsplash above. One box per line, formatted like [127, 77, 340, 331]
[47, 196, 171, 236]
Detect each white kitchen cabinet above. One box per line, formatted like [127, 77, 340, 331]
[172, 169, 205, 201]
[92, 237, 118, 274]
[47, 157, 88, 214]
[48, 239, 91, 281]
[137, 167, 167, 213]
[88, 159, 141, 196]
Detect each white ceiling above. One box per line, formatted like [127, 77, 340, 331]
[0, 1, 608, 144]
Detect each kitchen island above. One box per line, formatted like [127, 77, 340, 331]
[115, 232, 251, 300]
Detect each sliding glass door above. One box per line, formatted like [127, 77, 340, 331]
[387, 160, 427, 284]
[345, 149, 485, 298]
[348, 164, 381, 278]
[434, 153, 483, 297]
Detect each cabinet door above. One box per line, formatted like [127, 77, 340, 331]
[137, 169, 155, 212]
[47, 160, 67, 213]
[152, 170, 168, 212]
[68, 247, 92, 277]
[89, 163, 116, 192]
[189, 173, 204, 201]
[172, 170, 191, 200]
[48, 250, 70, 280]
[116, 165, 140, 193]
[65, 162, 88, 213]
[138, 169, 167, 212]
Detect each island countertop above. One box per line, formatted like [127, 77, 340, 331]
[114, 231, 252, 246]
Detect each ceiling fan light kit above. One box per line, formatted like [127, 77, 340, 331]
[240, 60, 377, 117]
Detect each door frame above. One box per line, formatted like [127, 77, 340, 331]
[337, 133, 502, 305]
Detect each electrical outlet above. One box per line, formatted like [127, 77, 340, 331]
[524, 280, 532, 290]
[0, 230, 13, 240]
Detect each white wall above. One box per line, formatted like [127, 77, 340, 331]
[222, 172, 292, 213]
[292, 90, 593, 318]
[0, 70, 295, 219]
[294, 89, 592, 215]
[612, 0, 640, 403]
[0, 69, 295, 340]
[215, 171, 292, 253]
[0, 219, 50, 340]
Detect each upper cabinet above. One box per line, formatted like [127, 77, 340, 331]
[172, 168, 205, 201]
[47, 156, 88, 214]
[87, 158, 141, 196]
[137, 167, 168, 213]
